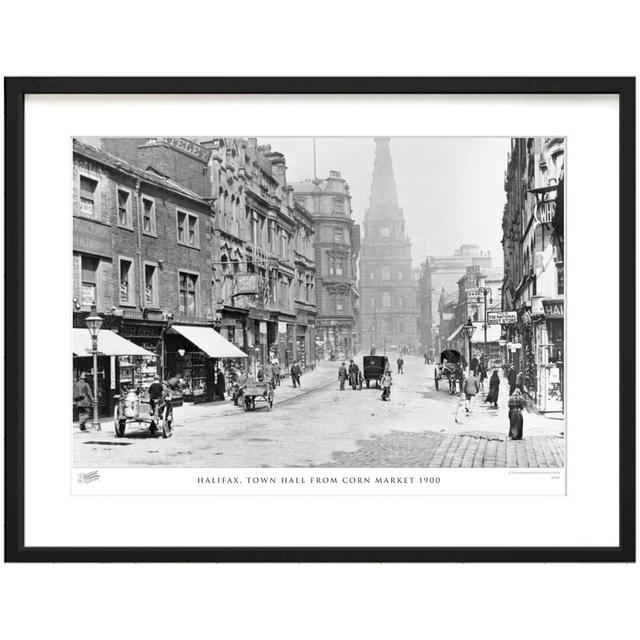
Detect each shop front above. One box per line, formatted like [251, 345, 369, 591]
[72, 328, 155, 419]
[117, 318, 163, 393]
[537, 298, 564, 413]
[165, 323, 247, 403]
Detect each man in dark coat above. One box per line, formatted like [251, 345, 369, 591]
[338, 362, 348, 390]
[485, 369, 500, 408]
[507, 365, 517, 396]
[148, 375, 164, 416]
[215, 369, 226, 400]
[515, 368, 525, 392]
[470, 356, 479, 376]
[348, 359, 359, 390]
[73, 372, 93, 431]
[290, 361, 302, 388]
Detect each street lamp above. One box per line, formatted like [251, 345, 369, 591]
[461, 316, 476, 372]
[476, 286, 492, 360]
[85, 305, 103, 431]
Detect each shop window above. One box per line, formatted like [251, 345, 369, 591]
[144, 263, 158, 307]
[119, 258, 134, 304]
[79, 175, 98, 217]
[81, 255, 98, 306]
[179, 272, 198, 317]
[142, 197, 156, 235]
[117, 188, 131, 227]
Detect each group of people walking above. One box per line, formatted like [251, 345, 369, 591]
[338, 358, 394, 401]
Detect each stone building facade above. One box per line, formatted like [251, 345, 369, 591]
[292, 171, 360, 359]
[502, 137, 565, 412]
[358, 138, 418, 353]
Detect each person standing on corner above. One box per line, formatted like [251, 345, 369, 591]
[397, 356, 404, 374]
[508, 386, 525, 440]
[338, 361, 348, 391]
[290, 361, 302, 388]
[73, 372, 93, 431]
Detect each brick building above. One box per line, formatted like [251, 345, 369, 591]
[292, 171, 360, 359]
[72, 140, 245, 414]
[90, 136, 319, 373]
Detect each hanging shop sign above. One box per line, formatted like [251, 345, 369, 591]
[233, 273, 259, 297]
[543, 299, 564, 318]
[487, 311, 518, 325]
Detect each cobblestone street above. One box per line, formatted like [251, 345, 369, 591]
[74, 355, 564, 468]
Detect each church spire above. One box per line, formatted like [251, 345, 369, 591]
[367, 137, 402, 219]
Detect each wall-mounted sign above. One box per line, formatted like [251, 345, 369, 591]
[73, 217, 112, 257]
[159, 137, 211, 164]
[487, 311, 517, 324]
[233, 273, 259, 297]
[543, 299, 564, 318]
[537, 199, 556, 224]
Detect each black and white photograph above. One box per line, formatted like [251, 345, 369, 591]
[71, 134, 565, 472]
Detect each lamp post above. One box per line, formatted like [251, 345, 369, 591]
[461, 317, 476, 372]
[85, 306, 103, 431]
[476, 286, 492, 360]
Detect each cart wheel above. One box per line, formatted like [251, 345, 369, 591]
[161, 407, 173, 438]
[115, 419, 126, 437]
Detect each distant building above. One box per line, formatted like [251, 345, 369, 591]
[418, 244, 495, 354]
[291, 171, 360, 359]
[358, 138, 418, 353]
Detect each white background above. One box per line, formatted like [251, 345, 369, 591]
[1, 2, 638, 639]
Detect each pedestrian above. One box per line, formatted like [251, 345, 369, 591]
[507, 365, 517, 396]
[463, 369, 480, 413]
[370, 346, 377, 356]
[215, 368, 226, 401]
[148, 375, 164, 416]
[338, 362, 348, 390]
[272, 360, 281, 387]
[380, 368, 392, 401]
[470, 356, 479, 377]
[485, 368, 500, 408]
[256, 365, 265, 382]
[348, 359, 359, 390]
[358, 369, 364, 390]
[396, 356, 404, 374]
[424, 351, 428, 364]
[515, 368, 525, 392]
[478, 360, 487, 390]
[508, 387, 525, 440]
[290, 361, 302, 388]
[73, 372, 93, 431]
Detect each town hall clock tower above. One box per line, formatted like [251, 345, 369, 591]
[358, 138, 418, 352]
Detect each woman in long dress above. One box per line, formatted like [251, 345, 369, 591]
[485, 369, 500, 408]
[508, 387, 525, 440]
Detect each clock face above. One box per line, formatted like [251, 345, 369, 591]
[380, 227, 390, 237]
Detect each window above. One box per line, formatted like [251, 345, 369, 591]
[176, 210, 199, 246]
[336, 296, 344, 312]
[333, 197, 345, 214]
[381, 266, 391, 281]
[382, 292, 391, 307]
[369, 272, 375, 280]
[117, 188, 131, 226]
[179, 272, 198, 317]
[144, 264, 158, 307]
[398, 271, 403, 280]
[119, 258, 134, 304]
[81, 256, 98, 306]
[335, 256, 344, 276]
[334, 227, 344, 243]
[79, 175, 98, 217]
[398, 296, 404, 308]
[142, 197, 156, 235]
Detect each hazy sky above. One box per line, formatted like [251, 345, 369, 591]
[261, 137, 510, 266]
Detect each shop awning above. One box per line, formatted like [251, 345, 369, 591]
[170, 324, 247, 358]
[446, 323, 465, 342]
[72, 329, 155, 357]
[470, 323, 502, 344]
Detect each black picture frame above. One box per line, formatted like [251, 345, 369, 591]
[4, 77, 635, 563]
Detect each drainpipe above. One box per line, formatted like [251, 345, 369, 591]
[134, 180, 144, 312]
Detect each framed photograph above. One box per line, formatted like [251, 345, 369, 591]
[5, 77, 635, 562]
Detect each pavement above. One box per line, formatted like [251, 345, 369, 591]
[73, 355, 565, 468]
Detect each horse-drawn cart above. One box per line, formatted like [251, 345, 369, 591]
[242, 382, 274, 411]
[434, 349, 464, 394]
